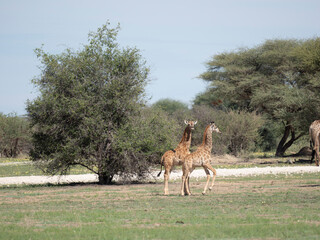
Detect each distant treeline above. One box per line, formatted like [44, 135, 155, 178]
[0, 113, 31, 158]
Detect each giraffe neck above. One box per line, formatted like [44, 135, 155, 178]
[178, 126, 192, 150]
[201, 125, 213, 152]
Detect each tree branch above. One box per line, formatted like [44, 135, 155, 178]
[76, 162, 98, 174]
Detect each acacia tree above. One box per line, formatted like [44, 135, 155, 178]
[197, 38, 320, 156]
[27, 23, 178, 184]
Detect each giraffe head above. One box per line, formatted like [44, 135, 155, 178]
[184, 120, 197, 130]
[210, 121, 221, 134]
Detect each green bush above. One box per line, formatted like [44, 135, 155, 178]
[191, 106, 264, 156]
[114, 107, 180, 180]
[256, 119, 279, 152]
[0, 113, 31, 157]
[152, 98, 189, 116]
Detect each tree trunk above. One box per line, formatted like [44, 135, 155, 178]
[98, 172, 113, 184]
[275, 123, 304, 157]
[275, 124, 292, 157]
[12, 138, 20, 158]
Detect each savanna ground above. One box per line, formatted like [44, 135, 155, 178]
[1, 171, 320, 240]
[0, 152, 314, 178]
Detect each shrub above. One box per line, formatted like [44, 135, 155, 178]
[0, 113, 31, 157]
[114, 107, 180, 181]
[152, 98, 189, 116]
[191, 106, 264, 156]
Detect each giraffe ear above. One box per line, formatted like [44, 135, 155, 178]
[184, 120, 188, 125]
[194, 121, 197, 125]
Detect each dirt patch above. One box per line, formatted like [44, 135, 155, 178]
[214, 154, 240, 164]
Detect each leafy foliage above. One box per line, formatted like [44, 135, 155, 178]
[27, 23, 177, 184]
[152, 98, 189, 115]
[0, 113, 30, 157]
[190, 105, 263, 156]
[114, 107, 180, 181]
[197, 38, 320, 155]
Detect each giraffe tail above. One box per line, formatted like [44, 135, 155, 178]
[157, 155, 164, 177]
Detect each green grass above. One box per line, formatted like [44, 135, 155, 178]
[0, 164, 44, 177]
[0, 173, 319, 239]
[0, 164, 92, 177]
[244, 151, 276, 158]
[0, 158, 93, 177]
[0, 158, 30, 164]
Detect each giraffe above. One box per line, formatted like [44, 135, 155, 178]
[158, 120, 197, 195]
[309, 120, 320, 166]
[181, 121, 221, 196]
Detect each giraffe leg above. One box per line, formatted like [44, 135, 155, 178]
[185, 167, 195, 195]
[314, 137, 320, 166]
[184, 175, 189, 195]
[181, 165, 191, 196]
[202, 167, 211, 195]
[206, 164, 217, 190]
[164, 167, 170, 195]
[181, 172, 187, 196]
[184, 171, 192, 195]
[315, 147, 320, 166]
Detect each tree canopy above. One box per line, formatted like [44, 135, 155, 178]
[152, 98, 189, 115]
[27, 23, 179, 184]
[197, 38, 320, 156]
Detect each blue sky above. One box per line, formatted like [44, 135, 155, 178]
[1, 0, 319, 115]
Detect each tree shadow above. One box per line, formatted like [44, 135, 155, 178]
[299, 184, 320, 188]
[0, 180, 163, 189]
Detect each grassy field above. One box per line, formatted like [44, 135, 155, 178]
[0, 163, 92, 177]
[0, 158, 30, 164]
[0, 158, 92, 177]
[0, 173, 319, 240]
